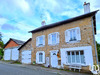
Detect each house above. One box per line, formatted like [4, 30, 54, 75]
[29, 2, 99, 72]
[4, 38, 24, 60]
[18, 38, 32, 64]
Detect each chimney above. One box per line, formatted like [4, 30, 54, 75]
[41, 20, 46, 26]
[83, 2, 90, 14]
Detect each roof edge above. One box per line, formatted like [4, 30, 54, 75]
[18, 38, 32, 50]
[29, 10, 99, 33]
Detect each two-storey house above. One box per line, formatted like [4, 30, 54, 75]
[29, 3, 99, 72]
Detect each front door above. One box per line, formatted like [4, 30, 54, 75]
[51, 51, 58, 68]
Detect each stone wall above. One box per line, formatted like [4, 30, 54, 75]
[31, 16, 97, 70]
[19, 40, 32, 62]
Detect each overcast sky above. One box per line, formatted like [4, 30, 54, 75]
[0, 0, 100, 43]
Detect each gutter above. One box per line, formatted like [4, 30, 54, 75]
[91, 15, 98, 65]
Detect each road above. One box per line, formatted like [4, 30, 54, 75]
[0, 63, 58, 75]
[0, 62, 92, 75]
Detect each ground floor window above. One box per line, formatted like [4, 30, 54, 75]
[67, 50, 85, 64]
[36, 51, 45, 64]
[39, 53, 43, 62]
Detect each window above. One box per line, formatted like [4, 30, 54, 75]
[39, 53, 43, 62]
[52, 33, 57, 44]
[67, 51, 85, 64]
[36, 51, 45, 64]
[39, 36, 43, 45]
[65, 27, 81, 43]
[48, 32, 59, 45]
[70, 29, 76, 41]
[36, 35, 45, 47]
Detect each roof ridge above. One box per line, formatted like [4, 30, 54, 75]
[29, 10, 99, 33]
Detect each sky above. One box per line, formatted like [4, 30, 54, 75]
[0, 0, 100, 43]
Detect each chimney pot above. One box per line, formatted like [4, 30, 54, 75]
[41, 20, 46, 26]
[84, 2, 86, 5]
[83, 2, 90, 14]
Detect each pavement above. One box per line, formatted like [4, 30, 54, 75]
[0, 61, 92, 75]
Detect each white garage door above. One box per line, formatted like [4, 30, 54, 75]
[21, 50, 31, 64]
[12, 48, 19, 60]
[4, 49, 11, 60]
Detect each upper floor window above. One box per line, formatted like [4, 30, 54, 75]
[36, 35, 45, 47]
[65, 27, 81, 43]
[48, 32, 59, 45]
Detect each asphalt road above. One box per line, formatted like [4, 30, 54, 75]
[0, 63, 58, 75]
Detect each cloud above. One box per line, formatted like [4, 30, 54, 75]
[0, 0, 100, 43]
[14, 21, 37, 32]
[95, 30, 100, 43]
[13, 0, 31, 13]
[2, 32, 31, 43]
[0, 17, 8, 30]
[1, 24, 19, 31]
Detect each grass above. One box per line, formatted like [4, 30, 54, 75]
[11, 61, 21, 64]
[1, 60, 21, 64]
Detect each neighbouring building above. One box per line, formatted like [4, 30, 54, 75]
[29, 2, 99, 72]
[18, 38, 32, 64]
[4, 38, 24, 60]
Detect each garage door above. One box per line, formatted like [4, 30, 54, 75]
[4, 49, 11, 60]
[12, 48, 19, 60]
[21, 50, 31, 64]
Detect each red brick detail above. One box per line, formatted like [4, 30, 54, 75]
[5, 40, 19, 48]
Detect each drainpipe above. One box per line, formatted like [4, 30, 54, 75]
[91, 16, 98, 65]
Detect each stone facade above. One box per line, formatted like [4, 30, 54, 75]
[19, 40, 32, 62]
[31, 16, 97, 71]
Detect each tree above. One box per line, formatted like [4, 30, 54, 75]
[96, 42, 100, 62]
[0, 32, 2, 41]
[0, 32, 4, 59]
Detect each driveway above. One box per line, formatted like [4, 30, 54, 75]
[0, 61, 91, 75]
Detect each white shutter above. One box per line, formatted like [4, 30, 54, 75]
[84, 47, 93, 66]
[65, 30, 70, 42]
[76, 27, 81, 41]
[43, 35, 45, 46]
[36, 37, 39, 47]
[48, 34, 52, 45]
[56, 32, 59, 44]
[36, 52, 39, 63]
[43, 51, 45, 63]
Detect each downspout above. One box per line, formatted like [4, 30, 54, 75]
[91, 16, 98, 65]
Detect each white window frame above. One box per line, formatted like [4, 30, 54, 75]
[36, 35, 45, 47]
[48, 32, 59, 46]
[65, 27, 81, 43]
[66, 50, 85, 65]
[60, 46, 93, 67]
[36, 51, 45, 64]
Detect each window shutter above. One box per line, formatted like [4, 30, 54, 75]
[43, 35, 45, 46]
[56, 32, 59, 44]
[48, 34, 52, 45]
[65, 30, 70, 42]
[36, 52, 39, 63]
[43, 51, 45, 63]
[76, 27, 81, 41]
[36, 37, 38, 47]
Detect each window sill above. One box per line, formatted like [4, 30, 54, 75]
[37, 62, 44, 64]
[66, 40, 80, 44]
[36, 45, 45, 47]
[48, 43, 59, 46]
[65, 63, 87, 66]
